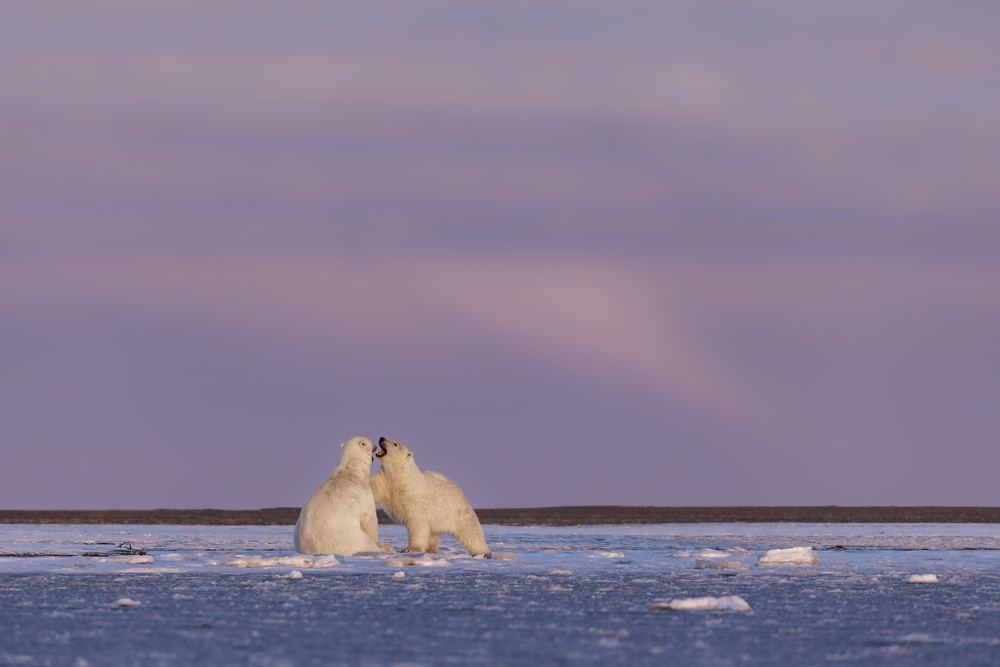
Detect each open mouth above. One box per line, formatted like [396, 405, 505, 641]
[375, 440, 388, 459]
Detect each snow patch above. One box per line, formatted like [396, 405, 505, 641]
[676, 548, 750, 559]
[757, 547, 820, 566]
[649, 595, 751, 612]
[492, 552, 517, 561]
[275, 571, 303, 580]
[115, 598, 142, 607]
[907, 574, 939, 584]
[695, 559, 749, 571]
[589, 551, 626, 558]
[226, 555, 334, 569]
[97, 555, 154, 564]
[311, 555, 341, 568]
[383, 554, 450, 568]
[122, 567, 182, 574]
[393, 571, 406, 579]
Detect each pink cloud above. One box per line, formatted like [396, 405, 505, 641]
[0, 257, 746, 420]
[7, 253, 998, 447]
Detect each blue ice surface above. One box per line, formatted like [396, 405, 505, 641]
[2, 523, 1000, 665]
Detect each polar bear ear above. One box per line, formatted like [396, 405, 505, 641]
[407, 452, 413, 458]
[340, 442, 346, 449]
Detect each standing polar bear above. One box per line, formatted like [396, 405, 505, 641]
[294, 436, 382, 556]
[370, 437, 491, 557]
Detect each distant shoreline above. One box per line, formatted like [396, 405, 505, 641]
[2, 506, 999, 526]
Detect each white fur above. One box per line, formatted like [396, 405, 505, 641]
[370, 437, 491, 557]
[294, 436, 381, 556]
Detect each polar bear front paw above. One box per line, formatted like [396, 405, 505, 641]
[379, 543, 397, 553]
[401, 546, 426, 554]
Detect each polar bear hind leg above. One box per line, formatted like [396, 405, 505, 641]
[452, 520, 491, 557]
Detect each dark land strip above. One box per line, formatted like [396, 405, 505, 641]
[1, 506, 999, 526]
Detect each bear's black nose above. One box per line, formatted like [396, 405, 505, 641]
[379, 437, 388, 445]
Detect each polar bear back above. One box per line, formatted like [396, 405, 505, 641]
[371, 469, 429, 529]
[423, 471, 480, 535]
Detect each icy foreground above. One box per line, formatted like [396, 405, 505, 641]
[2, 523, 1000, 665]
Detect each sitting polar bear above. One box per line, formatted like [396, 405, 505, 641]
[294, 436, 382, 556]
[370, 437, 491, 557]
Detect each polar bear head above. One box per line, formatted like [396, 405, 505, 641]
[375, 437, 416, 472]
[338, 436, 376, 470]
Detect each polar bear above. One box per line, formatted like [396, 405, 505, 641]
[369, 437, 491, 557]
[294, 436, 382, 556]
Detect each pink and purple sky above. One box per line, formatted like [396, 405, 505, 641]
[2, 1, 999, 509]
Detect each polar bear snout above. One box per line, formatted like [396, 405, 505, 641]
[376, 437, 413, 462]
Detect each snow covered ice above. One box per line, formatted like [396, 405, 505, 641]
[649, 595, 751, 612]
[2, 522, 1000, 665]
[756, 546, 821, 566]
[383, 553, 451, 567]
[114, 597, 142, 607]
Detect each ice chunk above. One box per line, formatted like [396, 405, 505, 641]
[676, 548, 749, 559]
[693, 549, 730, 559]
[311, 555, 340, 568]
[897, 633, 941, 643]
[549, 570, 573, 576]
[122, 567, 182, 573]
[275, 571, 303, 580]
[227, 555, 268, 568]
[649, 595, 751, 611]
[757, 547, 820, 566]
[383, 554, 450, 567]
[695, 559, 749, 571]
[393, 571, 405, 579]
[492, 552, 517, 561]
[226, 555, 316, 569]
[97, 555, 155, 564]
[907, 574, 939, 584]
[589, 551, 626, 558]
[115, 598, 142, 607]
